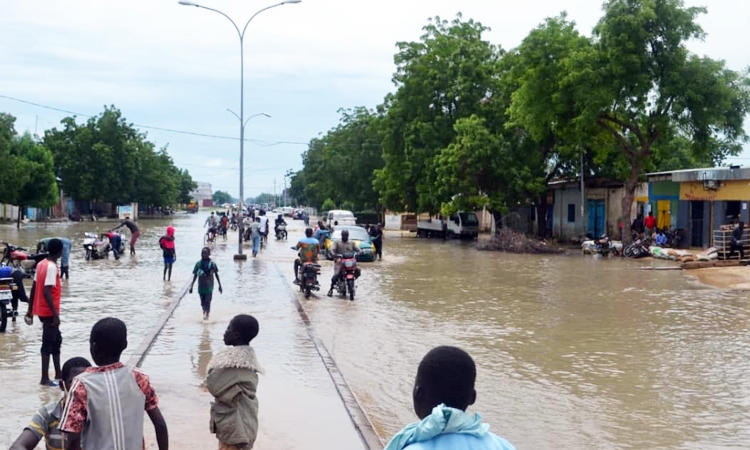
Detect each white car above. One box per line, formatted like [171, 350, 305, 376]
[326, 210, 357, 227]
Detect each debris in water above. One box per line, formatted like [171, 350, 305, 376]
[477, 228, 565, 254]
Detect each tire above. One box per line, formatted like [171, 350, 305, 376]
[0, 303, 7, 333]
[347, 279, 355, 301]
[305, 285, 311, 299]
[85, 249, 91, 261]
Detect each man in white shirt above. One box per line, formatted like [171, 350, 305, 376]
[259, 211, 269, 241]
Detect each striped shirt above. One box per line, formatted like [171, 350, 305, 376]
[25, 400, 64, 450]
[59, 362, 159, 450]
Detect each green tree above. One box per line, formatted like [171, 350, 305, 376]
[44, 106, 196, 209]
[0, 114, 31, 209]
[506, 14, 593, 236]
[374, 14, 502, 214]
[212, 190, 234, 205]
[566, 0, 750, 243]
[177, 169, 197, 204]
[287, 169, 307, 205]
[299, 108, 383, 211]
[11, 133, 59, 225]
[321, 198, 336, 212]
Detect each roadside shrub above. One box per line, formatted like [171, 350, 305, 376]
[321, 198, 336, 213]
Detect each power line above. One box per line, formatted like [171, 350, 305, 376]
[0, 94, 309, 147]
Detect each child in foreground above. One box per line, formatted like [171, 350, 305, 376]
[384, 346, 516, 450]
[10, 357, 92, 450]
[59, 317, 169, 450]
[207, 314, 265, 450]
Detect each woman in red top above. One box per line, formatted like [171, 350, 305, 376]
[159, 226, 176, 281]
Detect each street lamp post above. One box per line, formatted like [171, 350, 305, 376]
[178, 0, 301, 260]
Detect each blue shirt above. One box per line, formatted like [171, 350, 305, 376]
[404, 433, 516, 450]
[655, 234, 667, 246]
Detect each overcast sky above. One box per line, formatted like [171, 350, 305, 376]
[2, 0, 749, 199]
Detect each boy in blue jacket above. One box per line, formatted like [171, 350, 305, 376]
[384, 346, 516, 450]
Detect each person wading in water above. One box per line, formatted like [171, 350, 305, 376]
[110, 216, 140, 256]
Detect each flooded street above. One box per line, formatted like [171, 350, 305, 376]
[1, 214, 750, 449]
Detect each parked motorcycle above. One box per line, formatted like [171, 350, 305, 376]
[276, 225, 288, 241]
[334, 252, 360, 301]
[83, 233, 111, 260]
[0, 265, 18, 332]
[624, 237, 652, 258]
[1, 241, 48, 278]
[595, 235, 614, 257]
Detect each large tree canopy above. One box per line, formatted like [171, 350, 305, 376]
[43, 106, 196, 208]
[293, 107, 383, 211]
[0, 114, 58, 225]
[293, 4, 749, 240]
[565, 0, 750, 242]
[374, 15, 502, 214]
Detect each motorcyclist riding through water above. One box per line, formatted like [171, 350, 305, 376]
[294, 228, 320, 284]
[327, 229, 362, 297]
[275, 214, 287, 238]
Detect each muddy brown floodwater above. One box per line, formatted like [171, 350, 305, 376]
[1, 215, 749, 449]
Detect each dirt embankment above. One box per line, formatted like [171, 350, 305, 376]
[689, 266, 750, 290]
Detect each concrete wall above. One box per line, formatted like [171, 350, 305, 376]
[0, 204, 19, 220]
[553, 188, 584, 241]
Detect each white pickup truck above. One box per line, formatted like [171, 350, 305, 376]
[417, 211, 480, 239]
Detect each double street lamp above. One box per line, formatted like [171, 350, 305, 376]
[178, 0, 301, 260]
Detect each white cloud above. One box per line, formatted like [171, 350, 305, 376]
[2, 0, 749, 196]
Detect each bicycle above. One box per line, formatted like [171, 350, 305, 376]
[204, 228, 216, 244]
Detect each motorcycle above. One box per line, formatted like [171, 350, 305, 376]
[594, 235, 615, 257]
[334, 252, 360, 301]
[276, 224, 288, 241]
[624, 237, 652, 259]
[0, 265, 16, 332]
[83, 232, 116, 260]
[291, 247, 321, 298]
[1, 241, 48, 278]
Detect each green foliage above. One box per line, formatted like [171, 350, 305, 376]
[296, 6, 749, 240]
[563, 0, 750, 242]
[43, 106, 196, 207]
[11, 133, 59, 208]
[375, 15, 502, 214]
[287, 170, 307, 205]
[299, 107, 383, 211]
[0, 114, 58, 210]
[321, 198, 336, 212]
[212, 190, 235, 205]
[0, 114, 31, 206]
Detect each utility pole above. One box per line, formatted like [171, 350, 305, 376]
[273, 179, 276, 208]
[580, 150, 586, 238]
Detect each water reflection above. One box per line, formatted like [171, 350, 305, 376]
[194, 325, 213, 381]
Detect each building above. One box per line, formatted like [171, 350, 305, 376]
[549, 179, 648, 242]
[647, 167, 750, 248]
[190, 182, 213, 205]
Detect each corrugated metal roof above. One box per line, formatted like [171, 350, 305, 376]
[646, 166, 750, 181]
